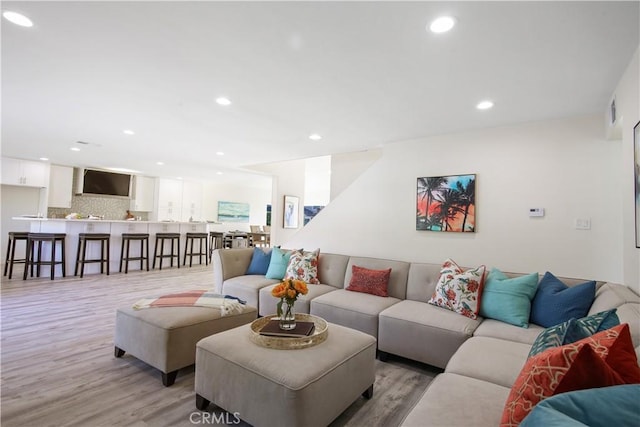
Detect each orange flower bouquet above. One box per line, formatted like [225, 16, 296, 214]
[271, 278, 308, 330]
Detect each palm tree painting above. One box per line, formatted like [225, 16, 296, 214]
[417, 174, 476, 232]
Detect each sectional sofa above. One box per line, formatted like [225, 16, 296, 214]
[211, 248, 640, 426]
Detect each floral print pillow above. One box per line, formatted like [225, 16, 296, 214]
[427, 259, 485, 319]
[284, 248, 320, 284]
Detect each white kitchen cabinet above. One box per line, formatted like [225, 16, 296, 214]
[1, 157, 49, 187]
[130, 175, 155, 212]
[156, 178, 183, 221]
[181, 180, 203, 221]
[48, 165, 74, 208]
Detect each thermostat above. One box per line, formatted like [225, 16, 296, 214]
[529, 208, 544, 217]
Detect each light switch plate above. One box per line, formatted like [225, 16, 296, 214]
[575, 218, 591, 230]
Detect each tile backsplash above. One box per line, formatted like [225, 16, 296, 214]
[47, 167, 149, 220]
[48, 194, 149, 220]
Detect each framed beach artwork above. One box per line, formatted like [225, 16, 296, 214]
[416, 174, 476, 232]
[217, 201, 250, 223]
[635, 121, 640, 248]
[283, 195, 299, 229]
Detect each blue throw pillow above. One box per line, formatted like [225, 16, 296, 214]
[479, 268, 539, 328]
[245, 247, 272, 275]
[264, 247, 292, 280]
[530, 272, 596, 328]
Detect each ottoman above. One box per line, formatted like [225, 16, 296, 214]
[114, 305, 257, 386]
[195, 322, 377, 427]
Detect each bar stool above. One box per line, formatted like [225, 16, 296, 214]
[74, 233, 110, 278]
[23, 233, 67, 280]
[183, 232, 208, 267]
[208, 232, 223, 261]
[120, 233, 150, 273]
[153, 233, 180, 270]
[4, 231, 29, 279]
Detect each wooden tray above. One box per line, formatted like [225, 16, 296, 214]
[249, 314, 328, 350]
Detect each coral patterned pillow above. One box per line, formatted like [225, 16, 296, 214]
[284, 249, 320, 284]
[427, 259, 485, 319]
[501, 324, 640, 426]
[346, 265, 392, 297]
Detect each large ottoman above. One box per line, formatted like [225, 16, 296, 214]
[195, 322, 377, 427]
[114, 305, 257, 386]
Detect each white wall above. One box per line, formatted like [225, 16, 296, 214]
[330, 149, 381, 201]
[285, 114, 625, 284]
[1, 185, 43, 263]
[610, 46, 640, 292]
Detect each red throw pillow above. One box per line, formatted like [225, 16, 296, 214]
[346, 265, 392, 297]
[570, 323, 640, 384]
[500, 323, 639, 427]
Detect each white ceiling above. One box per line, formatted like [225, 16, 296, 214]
[2, 1, 638, 185]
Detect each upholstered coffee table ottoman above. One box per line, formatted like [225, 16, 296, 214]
[114, 305, 257, 386]
[194, 321, 377, 427]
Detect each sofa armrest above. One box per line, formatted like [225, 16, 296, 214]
[212, 248, 254, 294]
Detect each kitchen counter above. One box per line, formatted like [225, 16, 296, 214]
[12, 217, 208, 276]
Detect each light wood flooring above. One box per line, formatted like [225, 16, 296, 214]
[1, 264, 440, 427]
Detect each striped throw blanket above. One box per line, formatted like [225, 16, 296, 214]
[132, 290, 247, 317]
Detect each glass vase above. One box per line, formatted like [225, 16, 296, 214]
[279, 302, 296, 330]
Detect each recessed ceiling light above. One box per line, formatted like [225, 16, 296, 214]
[123, 129, 135, 135]
[156, 161, 164, 166]
[429, 16, 456, 34]
[216, 97, 231, 106]
[39, 157, 49, 161]
[70, 147, 81, 152]
[476, 100, 494, 110]
[216, 171, 223, 175]
[309, 134, 322, 141]
[3, 11, 33, 27]
[216, 151, 224, 156]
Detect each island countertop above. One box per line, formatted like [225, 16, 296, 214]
[12, 217, 209, 276]
[12, 217, 209, 224]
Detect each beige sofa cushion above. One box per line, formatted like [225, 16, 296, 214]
[589, 283, 640, 314]
[317, 253, 350, 288]
[400, 373, 510, 427]
[378, 300, 481, 368]
[445, 336, 530, 388]
[310, 289, 400, 338]
[405, 262, 443, 302]
[222, 275, 279, 309]
[473, 319, 544, 344]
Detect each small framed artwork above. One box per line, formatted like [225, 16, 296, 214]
[416, 174, 476, 232]
[634, 121, 640, 248]
[283, 195, 299, 229]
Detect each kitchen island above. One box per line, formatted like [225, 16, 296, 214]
[12, 218, 207, 277]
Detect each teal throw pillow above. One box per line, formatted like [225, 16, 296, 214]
[527, 309, 620, 358]
[520, 384, 640, 427]
[245, 247, 272, 275]
[265, 247, 292, 280]
[530, 272, 596, 328]
[479, 268, 539, 328]
[564, 309, 619, 343]
[528, 318, 576, 358]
